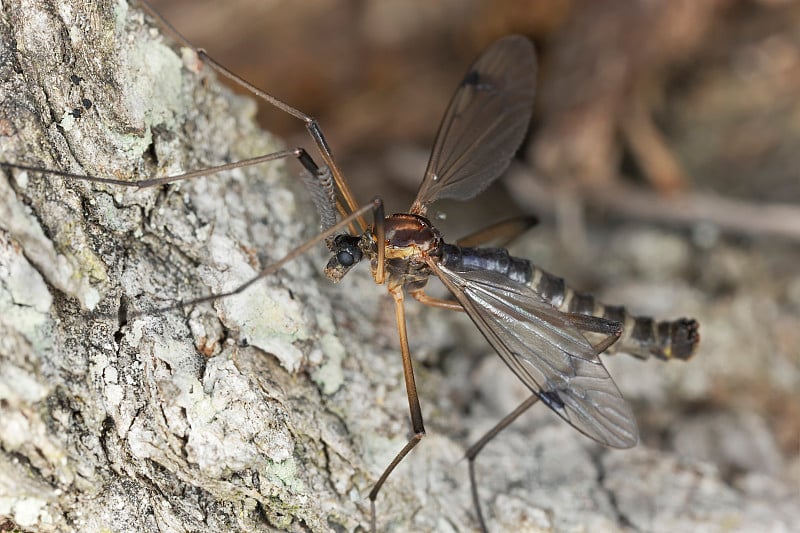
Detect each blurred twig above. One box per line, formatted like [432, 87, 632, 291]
[507, 167, 800, 242]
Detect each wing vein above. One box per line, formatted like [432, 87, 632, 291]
[429, 260, 638, 448]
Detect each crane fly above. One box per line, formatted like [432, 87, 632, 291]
[317, 35, 698, 530]
[0, 2, 699, 530]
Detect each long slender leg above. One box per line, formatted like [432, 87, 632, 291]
[368, 286, 426, 532]
[5, 4, 365, 233]
[455, 215, 539, 248]
[466, 315, 623, 531]
[564, 312, 623, 353]
[197, 56, 364, 227]
[135, 0, 366, 231]
[130, 198, 383, 317]
[466, 394, 540, 532]
[409, 289, 463, 311]
[2, 148, 347, 256]
[1, 147, 321, 189]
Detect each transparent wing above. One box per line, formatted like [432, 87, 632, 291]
[430, 261, 638, 448]
[410, 35, 537, 215]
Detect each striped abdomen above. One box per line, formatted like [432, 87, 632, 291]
[441, 244, 699, 360]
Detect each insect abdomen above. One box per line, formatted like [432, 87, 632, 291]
[440, 244, 698, 360]
[529, 266, 699, 360]
[441, 244, 531, 285]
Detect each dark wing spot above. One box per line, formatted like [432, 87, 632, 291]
[461, 69, 480, 87]
[539, 390, 565, 410]
[460, 69, 495, 92]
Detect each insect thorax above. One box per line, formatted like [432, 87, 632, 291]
[380, 213, 443, 290]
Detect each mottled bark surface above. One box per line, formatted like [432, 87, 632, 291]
[0, 1, 797, 532]
[1, 1, 375, 530]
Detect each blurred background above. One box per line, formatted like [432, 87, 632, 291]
[150, 0, 800, 210]
[149, 0, 799, 506]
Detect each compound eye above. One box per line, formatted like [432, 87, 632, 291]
[336, 250, 355, 267]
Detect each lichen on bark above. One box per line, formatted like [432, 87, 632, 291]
[0, 0, 373, 530]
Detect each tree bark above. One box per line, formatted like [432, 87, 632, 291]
[0, 1, 377, 530]
[1, 1, 797, 532]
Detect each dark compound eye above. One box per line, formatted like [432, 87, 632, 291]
[336, 250, 355, 266]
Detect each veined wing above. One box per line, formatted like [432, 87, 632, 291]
[429, 261, 638, 448]
[410, 35, 537, 216]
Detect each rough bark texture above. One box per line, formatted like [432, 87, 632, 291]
[0, 1, 797, 532]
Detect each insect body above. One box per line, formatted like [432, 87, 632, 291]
[311, 35, 699, 529]
[0, 5, 699, 530]
[327, 174, 699, 453]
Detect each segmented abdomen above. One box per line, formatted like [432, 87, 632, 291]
[529, 265, 698, 360]
[440, 243, 699, 360]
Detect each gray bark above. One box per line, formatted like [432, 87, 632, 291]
[0, 1, 797, 532]
[1, 1, 375, 530]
